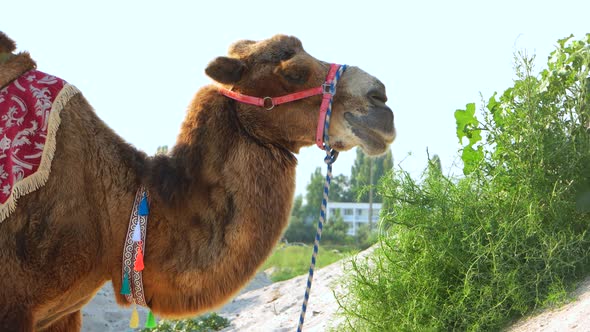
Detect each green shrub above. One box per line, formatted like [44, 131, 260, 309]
[338, 34, 590, 331]
[141, 313, 230, 332]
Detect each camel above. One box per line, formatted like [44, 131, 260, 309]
[0, 32, 395, 331]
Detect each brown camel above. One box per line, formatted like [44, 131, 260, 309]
[0, 32, 395, 331]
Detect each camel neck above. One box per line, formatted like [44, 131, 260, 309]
[135, 85, 298, 315]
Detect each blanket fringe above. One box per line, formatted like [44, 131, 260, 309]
[0, 84, 80, 223]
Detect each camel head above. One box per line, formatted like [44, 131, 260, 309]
[205, 34, 395, 155]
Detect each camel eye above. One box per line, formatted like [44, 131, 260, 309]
[281, 65, 310, 85]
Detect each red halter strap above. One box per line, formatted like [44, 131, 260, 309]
[217, 63, 343, 150]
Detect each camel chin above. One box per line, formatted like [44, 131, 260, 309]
[344, 110, 396, 156]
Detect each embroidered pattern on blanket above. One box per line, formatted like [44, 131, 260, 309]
[0, 69, 80, 222]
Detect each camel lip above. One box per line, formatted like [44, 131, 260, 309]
[351, 126, 390, 155]
[345, 112, 394, 155]
[344, 111, 395, 140]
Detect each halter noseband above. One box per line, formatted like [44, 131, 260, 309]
[217, 63, 347, 150]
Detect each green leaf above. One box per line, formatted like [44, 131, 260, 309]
[455, 103, 483, 174]
[487, 93, 503, 126]
[557, 34, 574, 48]
[455, 103, 479, 144]
[461, 145, 483, 175]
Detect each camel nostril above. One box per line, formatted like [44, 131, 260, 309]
[368, 89, 387, 104]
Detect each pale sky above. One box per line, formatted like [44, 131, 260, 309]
[3, 0, 589, 197]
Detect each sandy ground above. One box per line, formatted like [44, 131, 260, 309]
[81, 283, 150, 332]
[508, 278, 590, 332]
[82, 247, 590, 331]
[217, 248, 367, 332]
[81, 273, 271, 331]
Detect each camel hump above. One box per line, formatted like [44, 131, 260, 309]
[0, 32, 17, 53]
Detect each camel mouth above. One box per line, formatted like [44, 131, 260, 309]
[344, 109, 395, 155]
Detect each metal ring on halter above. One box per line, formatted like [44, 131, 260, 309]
[322, 83, 336, 95]
[263, 97, 275, 110]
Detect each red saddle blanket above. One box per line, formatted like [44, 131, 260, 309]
[0, 69, 79, 222]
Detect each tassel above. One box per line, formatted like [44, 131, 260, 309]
[134, 244, 144, 271]
[120, 271, 131, 295]
[145, 310, 157, 328]
[129, 306, 139, 328]
[132, 223, 142, 242]
[138, 193, 149, 216]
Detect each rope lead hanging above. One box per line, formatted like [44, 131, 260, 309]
[296, 148, 338, 332]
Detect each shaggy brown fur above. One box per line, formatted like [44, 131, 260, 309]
[0, 32, 16, 52]
[0, 32, 395, 331]
[0, 32, 34, 89]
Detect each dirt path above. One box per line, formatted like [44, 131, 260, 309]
[508, 278, 590, 332]
[218, 248, 376, 331]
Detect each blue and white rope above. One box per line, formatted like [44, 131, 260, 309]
[297, 64, 347, 332]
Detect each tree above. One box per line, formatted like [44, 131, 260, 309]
[353, 223, 378, 249]
[283, 214, 316, 243]
[426, 153, 443, 180]
[322, 210, 353, 245]
[302, 168, 355, 220]
[330, 174, 354, 202]
[156, 145, 169, 155]
[302, 168, 326, 221]
[429, 154, 442, 172]
[291, 194, 304, 219]
[350, 149, 369, 201]
[283, 194, 317, 243]
[350, 148, 394, 203]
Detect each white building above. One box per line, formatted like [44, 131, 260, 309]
[326, 202, 382, 236]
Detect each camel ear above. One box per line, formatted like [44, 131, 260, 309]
[205, 56, 245, 84]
